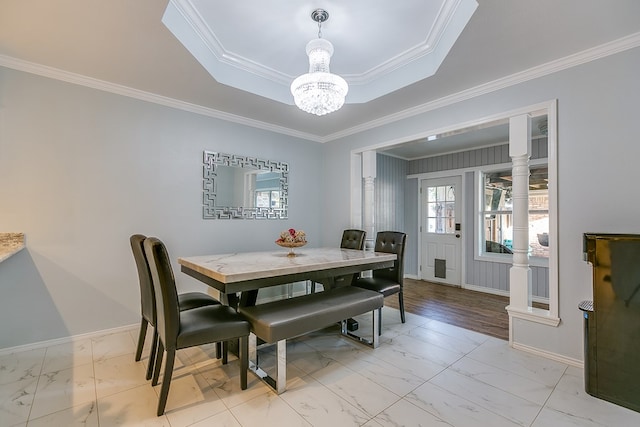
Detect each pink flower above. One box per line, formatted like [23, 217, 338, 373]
[277, 229, 306, 245]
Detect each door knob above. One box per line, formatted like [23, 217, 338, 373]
[455, 234, 461, 238]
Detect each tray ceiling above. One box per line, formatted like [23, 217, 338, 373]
[162, 0, 477, 104]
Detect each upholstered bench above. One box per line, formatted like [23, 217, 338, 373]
[239, 286, 384, 393]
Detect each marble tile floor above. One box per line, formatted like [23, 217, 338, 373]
[2, 308, 639, 427]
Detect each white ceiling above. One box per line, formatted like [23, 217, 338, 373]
[1, 0, 640, 156]
[162, 0, 477, 104]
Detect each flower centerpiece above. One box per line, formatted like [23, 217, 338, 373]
[275, 228, 307, 256]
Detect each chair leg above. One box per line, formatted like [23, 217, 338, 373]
[399, 291, 406, 323]
[215, 342, 222, 359]
[222, 341, 228, 365]
[378, 307, 383, 336]
[152, 340, 164, 386]
[239, 335, 248, 390]
[157, 348, 175, 416]
[146, 329, 158, 380]
[135, 318, 148, 362]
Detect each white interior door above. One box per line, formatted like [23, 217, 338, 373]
[421, 176, 462, 285]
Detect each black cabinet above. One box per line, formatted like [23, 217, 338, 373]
[583, 233, 640, 413]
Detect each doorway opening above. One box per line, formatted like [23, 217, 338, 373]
[352, 100, 559, 339]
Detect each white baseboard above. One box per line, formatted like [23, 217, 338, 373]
[511, 341, 583, 368]
[0, 323, 138, 356]
[462, 283, 550, 305]
[0, 283, 315, 355]
[463, 283, 510, 297]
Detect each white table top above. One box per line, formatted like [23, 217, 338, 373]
[178, 247, 396, 284]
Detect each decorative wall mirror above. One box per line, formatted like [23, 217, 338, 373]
[203, 151, 289, 219]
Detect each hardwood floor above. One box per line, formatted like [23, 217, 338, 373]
[385, 278, 511, 340]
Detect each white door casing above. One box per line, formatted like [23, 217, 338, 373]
[421, 176, 462, 285]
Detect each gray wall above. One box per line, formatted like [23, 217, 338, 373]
[0, 67, 323, 349]
[408, 140, 548, 174]
[323, 46, 640, 361]
[375, 154, 407, 233]
[374, 153, 418, 277]
[404, 178, 419, 277]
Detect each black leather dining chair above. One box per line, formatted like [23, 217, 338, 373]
[341, 229, 367, 251]
[352, 231, 406, 334]
[144, 237, 250, 416]
[310, 229, 366, 293]
[130, 234, 220, 380]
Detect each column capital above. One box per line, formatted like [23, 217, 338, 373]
[509, 114, 531, 158]
[362, 151, 377, 179]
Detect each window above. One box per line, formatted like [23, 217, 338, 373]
[481, 165, 549, 259]
[426, 185, 456, 234]
[255, 190, 281, 208]
[254, 172, 282, 208]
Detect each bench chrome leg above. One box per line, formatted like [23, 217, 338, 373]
[340, 308, 380, 348]
[276, 340, 286, 394]
[249, 333, 258, 366]
[373, 308, 380, 348]
[248, 334, 288, 394]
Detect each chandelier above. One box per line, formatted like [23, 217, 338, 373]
[290, 9, 348, 116]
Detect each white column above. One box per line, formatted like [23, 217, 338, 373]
[508, 115, 532, 313]
[362, 151, 376, 251]
[350, 154, 363, 229]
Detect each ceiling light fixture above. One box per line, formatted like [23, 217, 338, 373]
[290, 9, 348, 116]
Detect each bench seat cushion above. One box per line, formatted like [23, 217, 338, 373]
[239, 286, 383, 343]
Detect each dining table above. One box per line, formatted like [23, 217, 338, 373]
[178, 246, 397, 307]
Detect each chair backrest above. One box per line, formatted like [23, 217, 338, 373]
[372, 231, 407, 285]
[130, 234, 156, 325]
[143, 237, 181, 350]
[340, 229, 366, 250]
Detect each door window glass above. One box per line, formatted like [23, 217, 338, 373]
[426, 185, 456, 234]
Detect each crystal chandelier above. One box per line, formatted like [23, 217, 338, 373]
[290, 9, 348, 116]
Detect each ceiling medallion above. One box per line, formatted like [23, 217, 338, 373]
[290, 9, 348, 116]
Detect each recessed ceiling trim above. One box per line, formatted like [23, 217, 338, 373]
[341, 0, 468, 82]
[167, 0, 294, 84]
[335, 0, 479, 102]
[162, 0, 295, 104]
[163, 0, 478, 104]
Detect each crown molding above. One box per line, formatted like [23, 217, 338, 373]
[1, 31, 638, 144]
[166, 0, 293, 85]
[0, 54, 324, 143]
[320, 31, 640, 143]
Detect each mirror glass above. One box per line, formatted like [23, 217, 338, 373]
[203, 151, 288, 219]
